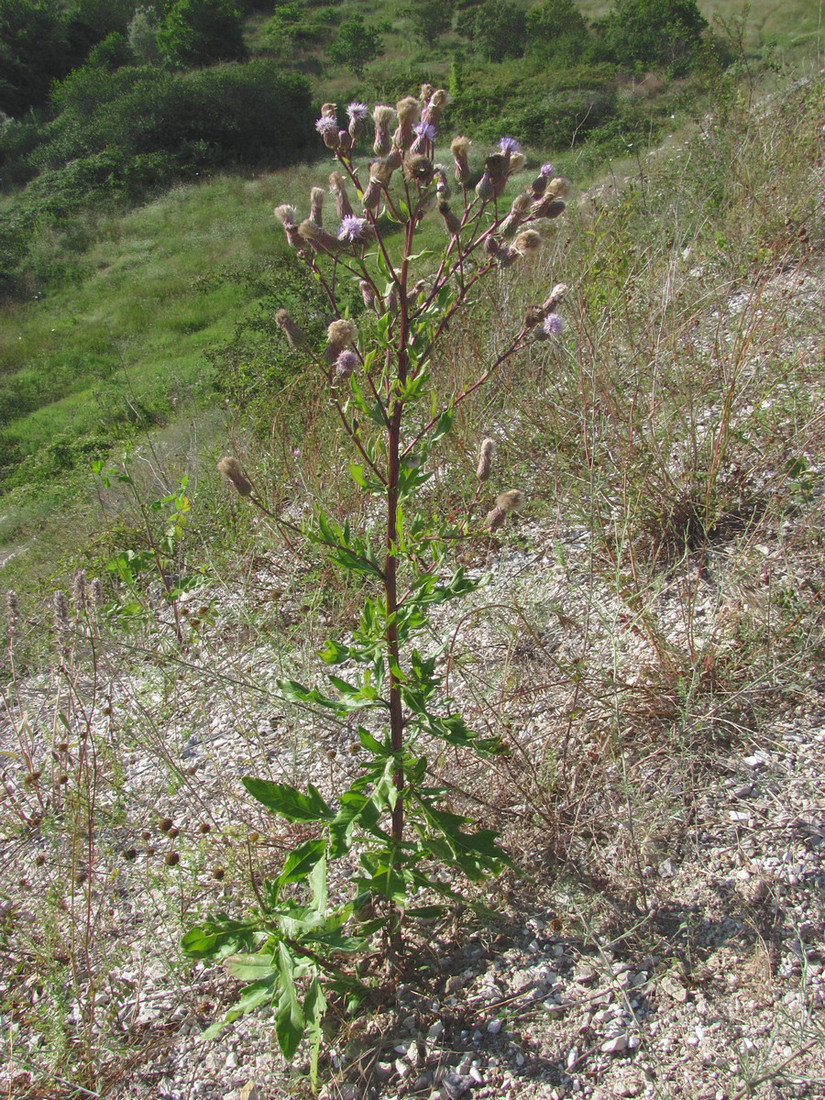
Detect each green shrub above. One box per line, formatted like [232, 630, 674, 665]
[526, 0, 590, 64]
[157, 0, 248, 67]
[601, 0, 707, 75]
[326, 14, 383, 75]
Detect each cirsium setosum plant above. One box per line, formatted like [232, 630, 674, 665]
[183, 91, 571, 1076]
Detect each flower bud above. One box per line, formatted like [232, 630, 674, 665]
[274, 308, 306, 348]
[309, 186, 325, 226]
[373, 104, 395, 155]
[476, 438, 495, 482]
[451, 136, 471, 184]
[438, 200, 461, 236]
[329, 172, 354, 220]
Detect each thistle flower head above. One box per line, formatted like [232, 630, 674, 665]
[298, 218, 342, 254]
[476, 438, 495, 482]
[514, 229, 542, 259]
[273, 204, 298, 227]
[316, 115, 340, 149]
[484, 153, 509, 197]
[499, 136, 521, 155]
[451, 135, 471, 183]
[53, 589, 69, 631]
[320, 102, 337, 119]
[334, 349, 358, 383]
[541, 162, 555, 178]
[329, 171, 354, 219]
[507, 152, 526, 176]
[347, 102, 368, 122]
[309, 186, 325, 225]
[396, 96, 420, 125]
[275, 308, 306, 347]
[547, 177, 572, 198]
[542, 283, 568, 314]
[217, 457, 252, 498]
[372, 104, 395, 154]
[420, 83, 434, 106]
[338, 215, 369, 244]
[438, 199, 461, 236]
[326, 318, 357, 347]
[6, 589, 19, 631]
[475, 170, 493, 201]
[497, 489, 524, 513]
[542, 313, 563, 336]
[413, 121, 436, 142]
[404, 154, 435, 185]
[360, 280, 376, 309]
[72, 570, 87, 614]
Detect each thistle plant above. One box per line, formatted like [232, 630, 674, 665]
[184, 89, 571, 1075]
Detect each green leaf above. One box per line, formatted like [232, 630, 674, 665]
[431, 407, 453, 446]
[304, 977, 326, 1091]
[181, 916, 262, 960]
[278, 838, 328, 887]
[309, 853, 327, 913]
[243, 777, 334, 822]
[200, 974, 276, 1040]
[275, 942, 306, 1059]
[224, 954, 277, 982]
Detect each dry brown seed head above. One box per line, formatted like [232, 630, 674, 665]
[217, 457, 252, 498]
[273, 204, 298, 227]
[497, 489, 524, 513]
[404, 154, 434, 185]
[326, 319, 357, 347]
[514, 229, 542, 259]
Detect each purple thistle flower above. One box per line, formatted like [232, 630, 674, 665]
[499, 136, 521, 154]
[338, 215, 368, 243]
[316, 116, 338, 135]
[541, 162, 555, 178]
[347, 102, 368, 121]
[543, 312, 563, 336]
[334, 349, 358, 381]
[414, 121, 436, 141]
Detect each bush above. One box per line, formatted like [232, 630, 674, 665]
[526, 0, 590, 63]
[326, 14, 383, 75]
[0, 0, 71, 116]
[601, 0, 707, 75]
[460, 0, 526, 62]
[157, 0, 248, 67]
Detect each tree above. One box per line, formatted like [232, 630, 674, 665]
[526, 0, 588, 62]
[326, 14, 382, 75]
[157, 0, 247, 68]
[404, 0, 454, 46]
[471, 0, 526, 63]
[128, 6, 161, 65]
[0, 0, 70, 116]
[601, 0, 707, 75]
